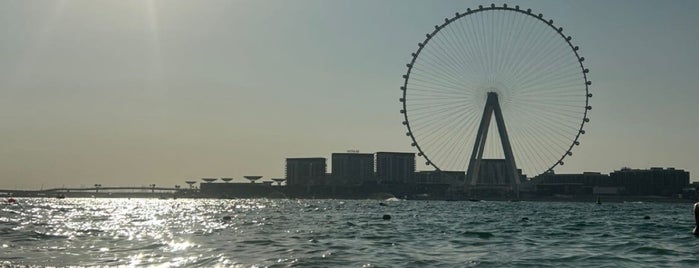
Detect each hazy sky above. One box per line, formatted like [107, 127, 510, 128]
[1, 0, 698, 189]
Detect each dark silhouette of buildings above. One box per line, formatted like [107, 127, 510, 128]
[414, 170, 464, 185]
[376, 152, 415, 183]
[610, 167, 688, 196]
[200, 181, 277, 198]
[285, 158, 327, 186]
[531, 167, 690, 197]
[533, 172, 610, 195]
[331, 153, 374, 185]
[173, 149, 693, 200]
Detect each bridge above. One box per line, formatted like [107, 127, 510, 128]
[0, 186, 185, 198]
[42, 186, 179, 193]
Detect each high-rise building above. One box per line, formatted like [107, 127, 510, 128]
[376, 152, 415, 183]
[286, 158, 327, 186]
[331, 153, 375, 185]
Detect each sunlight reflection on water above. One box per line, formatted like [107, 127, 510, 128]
[1, 198, 699, 267]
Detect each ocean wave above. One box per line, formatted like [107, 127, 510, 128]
[0, 198, 695, 267]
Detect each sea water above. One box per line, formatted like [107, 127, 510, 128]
[1, 198, 697, 267]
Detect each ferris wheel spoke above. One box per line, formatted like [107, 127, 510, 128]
[409, 106, 472, 131]
[521, 126, 568, 166]
[409, 100, 473, 109]
[516, 33, 572, 80]
[428, 109, 475, 169]
[411, 62, 482, 92]
[447, 21, 480, 77]
[509, 127, 540, 175]
[436, 27, 475, 79]
[409, 105, 473, 116]
[483, 11, 498, 80]
[524, 115, 575, 150]
[532, 101, 586, 111]
[415, 51, 474, 85]
[408, 76, 469, 94]
[409, 66, 470, 90]
[519, 78, 582, 95]
[455, 16, 485, 76]
[493, 10, 515, 81]
[503, 16, 550, 83]
[408, 102, 474, 113]
[421, 42, 470, 84]
[409, 95, 470, 102]
[408, 108, 467, 124]
[516, 62, 578, 91]
[473, 12, 492, 81]
[498, 10, 524, 78]
[516, 107, 583, 132]
[408, 81, 474, 96]
[516, 124, 553, 173]
[409, 88, 470, 97]
[519, 95, 584, 108]
[515, 52, 580, 90]
[416, 114, 474, 156]
[518, 92, 583, 102]
[499, 14, 535, 80]
[525, 103, 586, 121]
[510, 108, 571, 169]
[431, 35, 473, 80]
[443, 105, 482, 167]
[507, 104, 574, 149]
[409, 107, 470, 124]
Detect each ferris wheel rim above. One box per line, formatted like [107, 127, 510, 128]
[399, 3, 591, 176]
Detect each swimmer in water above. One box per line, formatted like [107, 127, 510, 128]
[694, 187, 699, 236]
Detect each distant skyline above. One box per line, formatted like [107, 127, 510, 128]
[1, 0, 698, 189]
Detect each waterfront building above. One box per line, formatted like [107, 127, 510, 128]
[200, 182, 274, 198]
[414, 170, 465, 185]
[532, 172, 610, 195]
[531, 168, 690, 196]
[331, 153, 375, 185]
[285, 158, 327, 186]
[610, 167, 689, 196]
[375, 152, 415, 183]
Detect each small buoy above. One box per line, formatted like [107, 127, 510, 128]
[222, 216, 232, 221]
[643, 215, 650, 220]
[379, 202, 387, 206]
[7, 198, 16, 203]
[382, 214, 391, 220]
[520, 217, 529, 222]
[596, 197, 601, 205]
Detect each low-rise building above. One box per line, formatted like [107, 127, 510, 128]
[610, 167, 689, 196]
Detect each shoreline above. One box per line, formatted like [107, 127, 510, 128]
[2, 191, 695, 204]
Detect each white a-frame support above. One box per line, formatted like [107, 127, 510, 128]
[465, 92, 520, 188]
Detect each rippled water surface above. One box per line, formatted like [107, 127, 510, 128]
[1, 198, 698, 267]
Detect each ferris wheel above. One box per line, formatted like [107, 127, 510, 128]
[400, 4, 591, 182]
